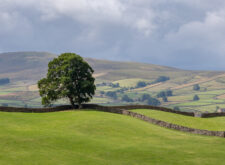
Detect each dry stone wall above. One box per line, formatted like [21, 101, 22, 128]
[0, 104, 224, 138]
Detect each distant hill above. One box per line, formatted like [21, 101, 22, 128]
[0, 51, 223, 82]
[1, 51, 225, 112]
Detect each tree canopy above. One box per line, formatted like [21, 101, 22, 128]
[38, 53, 96, 108]
[193, 84, 200, 91]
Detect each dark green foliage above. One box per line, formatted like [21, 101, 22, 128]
[38, 53, 96, 108]
[1, 103, 8, 107]
[141, 94, 151, 101]
[193, 84, 200, 91]
[111, 83, 120, 88]
[0, 78, 10, 85]
[157, 91, 166, 98]
[162, 96, 168, 102]
[166, 90, 173, 96]
[157, 90, 173, 98]
[140, 94, 160, 106]
[106, 91, 117, 100]
[122, 95, 133, 102]
[154, 76, 170, 83]
[174, 106, 180, 111]
[136, 81, 147, 88]
[147, 97, 161, 106]
[193, 95, 200, 101]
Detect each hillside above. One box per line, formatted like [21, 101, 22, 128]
[0, 110, 225, 165]
[131, 109, 225, 131]
[1, 52, 225, 112]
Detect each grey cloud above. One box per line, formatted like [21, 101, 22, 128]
[1, 0, 225, 70]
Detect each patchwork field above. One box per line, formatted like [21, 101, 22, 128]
[1, 52, 225, 113]
[0, 110, 225, 165]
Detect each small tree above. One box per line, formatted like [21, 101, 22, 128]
[106, 91, 117, 100]
[166, 90, 173, 96]
[38, 53, 96, 108]
[162, 96, 168, 102]
[147, 97, 161, 106]
[193, 95, 200, 101]
[136, 81, 147, 88]
[193, 84, 200, 91]
[157, 91, 166, 98]
[141, 94, 151, 101]
[122, 95, 133, 102]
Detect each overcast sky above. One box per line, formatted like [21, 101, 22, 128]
[1, 0, 225, 70]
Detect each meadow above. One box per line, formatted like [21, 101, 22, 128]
[0, 110, 225, 165]
[131, 109, 225, 131]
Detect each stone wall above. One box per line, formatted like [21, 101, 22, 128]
[85, 105, 225, 138]
[0, 105, 73, 113]
[0, 104, 224, 138]
[201, 112, 225, 118]
[83, 104, 195, 116]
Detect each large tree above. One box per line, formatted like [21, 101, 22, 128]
[38, 53, 96, 108]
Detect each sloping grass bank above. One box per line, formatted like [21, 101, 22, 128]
[131, 109, 225, 131]
[0, 110, 225, 165]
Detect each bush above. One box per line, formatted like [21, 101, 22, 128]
[162, 96, 168, 102]
[166, 90, 173, 96]
[1, 103, 8, 107]
[111, 83, 120, 88]
[106, 91, 117, 100]
[141, 94, 151, 101]
[122, 95, 133, 102]
[157, 91, 166, 98]
[193, 95, 200, 101]
[193, 84, 200, 91]
[154, 76, 170, 83]
[0, 78, 10, 85]
[136, 81, 147, 88]
[147, 97, 161, 106]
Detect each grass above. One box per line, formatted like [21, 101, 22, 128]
[131, 109, 225, 131]
[113, 78, 149, 87]
[0, 110, 225, 164]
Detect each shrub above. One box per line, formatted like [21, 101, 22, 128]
[141, 94, 151, 101]
[157, 91, 166, 98]
[162, 96, 168, 102]
[1, 103, 8, 107]
[166, 90, 173, 96]
[0, 78, 10, 85]
[154, 76, 170, 83]
[193, 95, 200, 101]
[147, 97, 161, 106]
[136, 81, 147, 88]
[193, 84, 200, 91]
[106, 91, 117, 100]
[122, 95, 133, 102]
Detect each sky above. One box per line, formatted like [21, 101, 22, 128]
[1, 0, 225, 70]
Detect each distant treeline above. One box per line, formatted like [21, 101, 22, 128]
[0, 78, 10, 85]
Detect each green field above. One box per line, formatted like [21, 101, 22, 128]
[131, 109, 225, 131]
[2, 52, 225, 112]
[0, 110, 225, 164]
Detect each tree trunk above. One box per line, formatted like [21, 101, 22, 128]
[69, 97, 76, 109]
[78, 102, 82, 109]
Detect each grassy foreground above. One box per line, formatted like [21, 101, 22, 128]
[0, 110, 225, 165]
[131, 109, 225, 131]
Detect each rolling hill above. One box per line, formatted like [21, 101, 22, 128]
[0, 110, 225, 165]
[1, 52, 225, 112]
